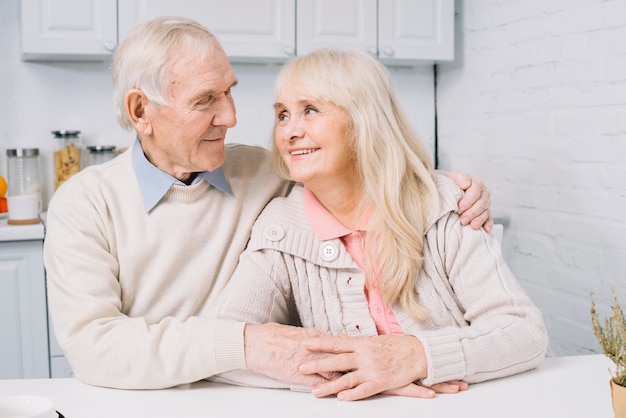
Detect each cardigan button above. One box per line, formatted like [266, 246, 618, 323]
[320, 243, 339, 261]
[265, 225, 285, 242]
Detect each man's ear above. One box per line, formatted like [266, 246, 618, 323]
[124, 89, 153, 136]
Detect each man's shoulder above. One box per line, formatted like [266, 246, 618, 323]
[223, 143, 291, 198]
[224, 143, 271, 162]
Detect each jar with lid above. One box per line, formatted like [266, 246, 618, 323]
[52, 130, 81, 189]
[85, 145, 117, 167]
[6, 148, 41, 200]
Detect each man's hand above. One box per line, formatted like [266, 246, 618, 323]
[244, 323, 341, 388]
[447, 171, 493, 232]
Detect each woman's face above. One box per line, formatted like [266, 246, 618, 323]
[274, 92, 359, 191]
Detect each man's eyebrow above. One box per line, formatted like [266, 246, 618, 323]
[191, 79, 239, 102]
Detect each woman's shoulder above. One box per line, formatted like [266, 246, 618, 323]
[257, 183, 306, 223]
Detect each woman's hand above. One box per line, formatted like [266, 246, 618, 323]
[298, 333, 451, 401]
[446, 171, 493, 232]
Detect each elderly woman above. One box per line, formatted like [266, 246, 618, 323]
[215, 47, 549, 401]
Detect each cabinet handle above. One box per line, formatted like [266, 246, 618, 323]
[368, 46, 377, 56]
[283, 45, 295, 56]
[104, 41, 117, 52]
[383, 47, 394, 57]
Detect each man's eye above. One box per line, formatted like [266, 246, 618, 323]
[197, 96, 215, 106]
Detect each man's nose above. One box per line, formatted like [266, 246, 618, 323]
[213, 96, 237, 128]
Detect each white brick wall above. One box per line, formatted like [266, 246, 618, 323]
[437, 0, 626, 355]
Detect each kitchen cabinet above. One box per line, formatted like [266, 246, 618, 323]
[378, 0, 454, 63]
[297, 0, 378, 56]
[297, 0, 454, 64]
[0, 222, 49, 379]
[20, 0, 118, 61]
[117, 0, 296, 63]
[48, 316, 73, 378]
[21, 0, 452, 64]
[21, 0, 296, 63]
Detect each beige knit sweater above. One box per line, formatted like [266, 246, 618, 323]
[44, 144, 290, 389]
[215, 175, 549, 388]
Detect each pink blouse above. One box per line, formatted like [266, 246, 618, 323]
[303, 187, 402, 336]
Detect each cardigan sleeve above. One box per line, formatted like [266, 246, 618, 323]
[216, 248, 296, 325]
[412, 212, 549, 386]
[212, 247, 310, 390]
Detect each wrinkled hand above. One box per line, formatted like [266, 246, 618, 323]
[447, 171, 493, 232]
[244, 323, 341, 388]
[298, 333, 432, 401]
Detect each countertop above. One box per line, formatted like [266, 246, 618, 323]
[0, 355, 615, 418]
[0, 213, 45, 241]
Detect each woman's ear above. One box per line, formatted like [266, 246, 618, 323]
[124, 89, 153, 136]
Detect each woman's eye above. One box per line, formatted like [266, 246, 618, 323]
[277, 113, 289, 122]
[304, 106, 318, 115]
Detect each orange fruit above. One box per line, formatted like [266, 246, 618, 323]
[0, 175, 6, 197]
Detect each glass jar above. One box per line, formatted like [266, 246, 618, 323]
[6, 148, 41, 200]
[52, 130, 81, 189]
[85, 145, 117, 167]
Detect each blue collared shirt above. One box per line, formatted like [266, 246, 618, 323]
[131, 138, 232, 212]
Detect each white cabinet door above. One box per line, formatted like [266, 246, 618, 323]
[118, 0, 296, 62]
[20, 0, 118, 61]
[0, 240, 49, 379]
[297, 0, 453, 64]
[378, 0, 454, 63]
[297, 0, 377, 56]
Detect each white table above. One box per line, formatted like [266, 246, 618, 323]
[0, 355, 614, 418]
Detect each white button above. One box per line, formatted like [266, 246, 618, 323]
[265, 225, 285, 242]
[321, 243, 339, 261]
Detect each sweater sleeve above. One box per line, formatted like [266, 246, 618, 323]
[412, 212, 549, 386]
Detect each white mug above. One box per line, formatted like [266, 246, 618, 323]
[7, 195, 41, 225]
[0, 395, 56, 418]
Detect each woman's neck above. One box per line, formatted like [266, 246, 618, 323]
[307, 181, 363, 230]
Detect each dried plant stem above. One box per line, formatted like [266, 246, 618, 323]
[591, 290, 626, 387]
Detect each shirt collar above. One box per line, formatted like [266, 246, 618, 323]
[132, 138, 232, 212]
[303, 187, 369, 240]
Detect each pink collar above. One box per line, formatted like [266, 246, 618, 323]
[303, 187, 369, 240]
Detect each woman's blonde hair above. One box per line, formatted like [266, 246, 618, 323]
[272, 48, 439, 320]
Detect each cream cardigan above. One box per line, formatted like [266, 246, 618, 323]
[215, 175, 549, 388]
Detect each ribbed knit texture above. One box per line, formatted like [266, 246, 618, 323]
[44, 144, 290, 389]
[215, 175, 549, 388]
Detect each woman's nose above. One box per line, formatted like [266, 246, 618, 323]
[283, 117, 305, 142]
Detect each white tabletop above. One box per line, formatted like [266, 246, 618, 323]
[0, 355, 614, 418]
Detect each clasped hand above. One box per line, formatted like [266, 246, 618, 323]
[299, 329, 467, 401]
[245, 324, 467, 401]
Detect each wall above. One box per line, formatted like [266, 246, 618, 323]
[0, 0, 435, 209]
[437, 0, 626, 355]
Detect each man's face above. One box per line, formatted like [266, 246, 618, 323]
[141, 46, 238, 180]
